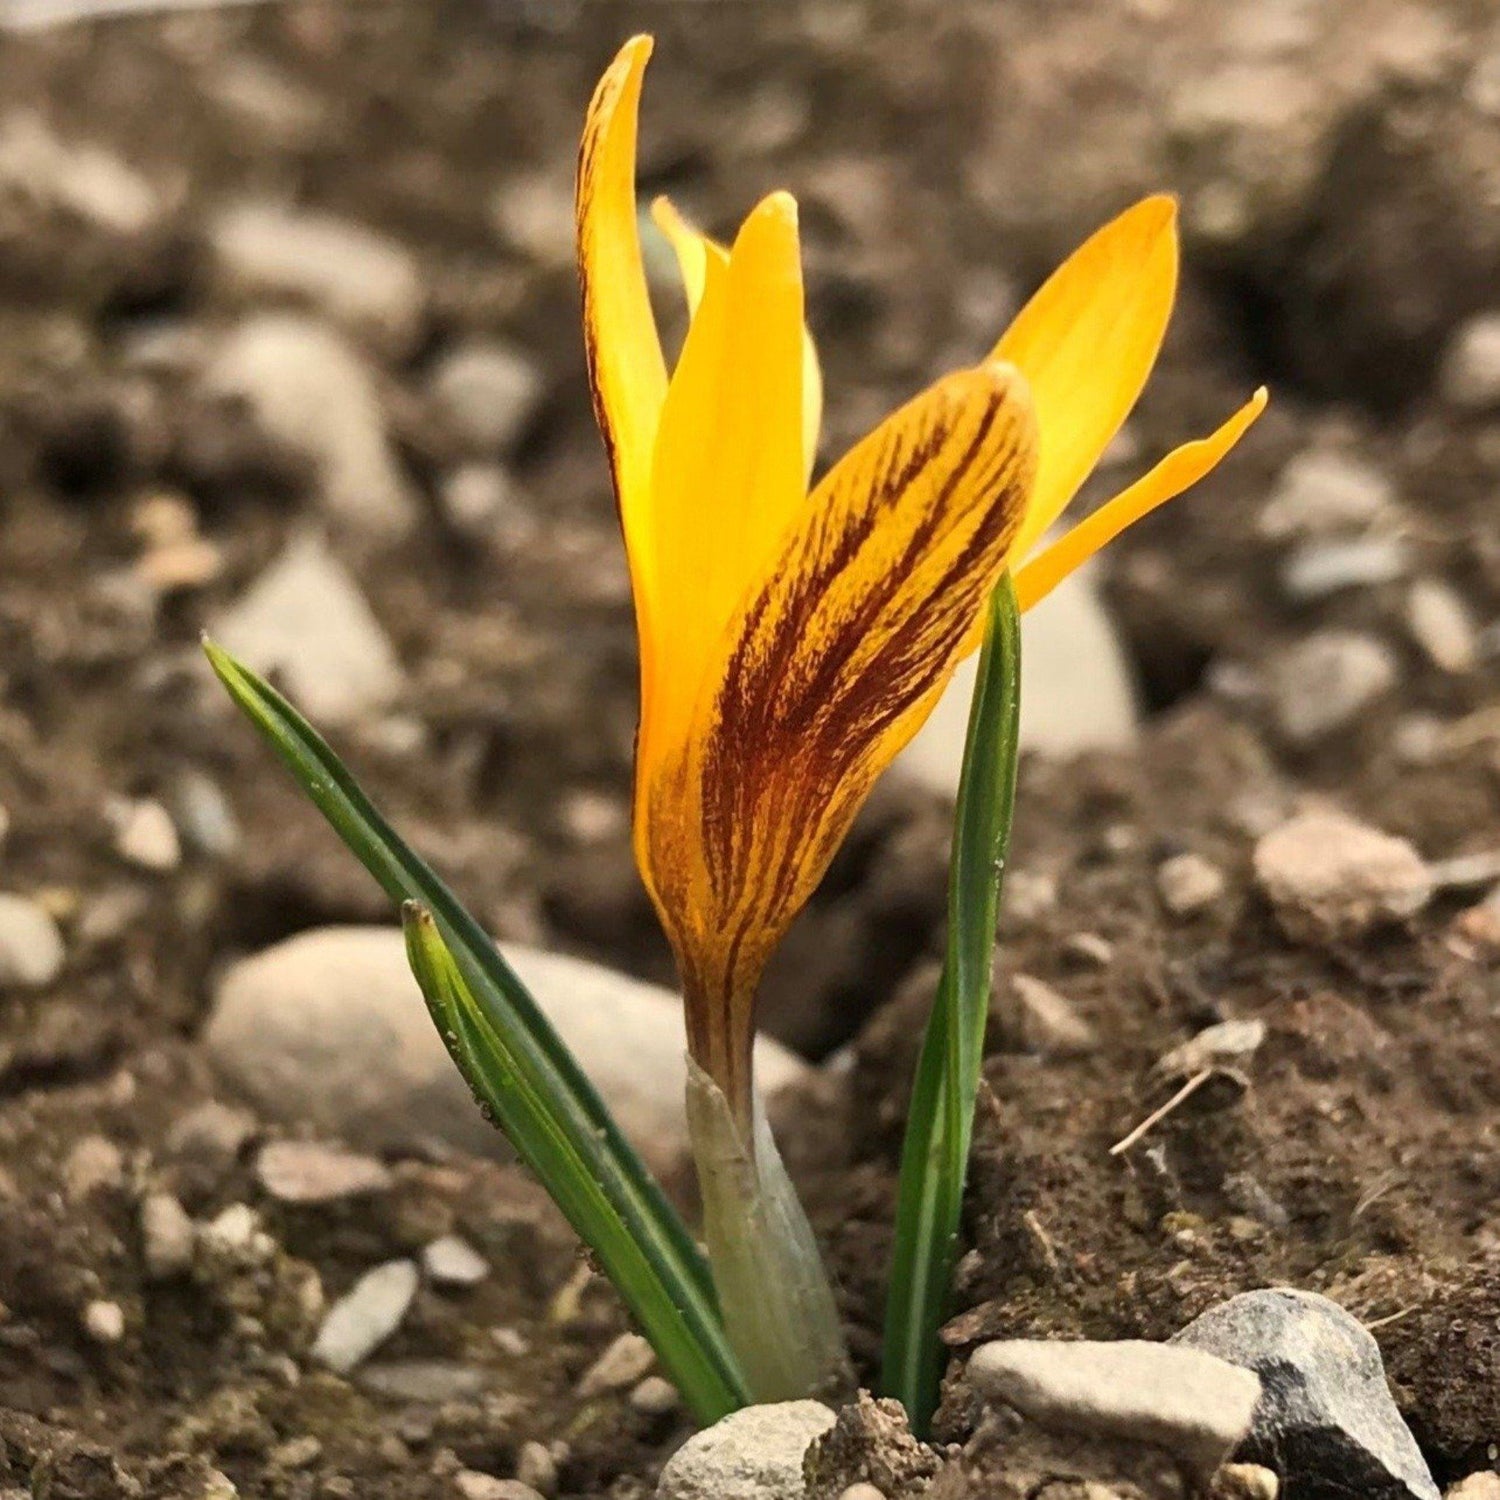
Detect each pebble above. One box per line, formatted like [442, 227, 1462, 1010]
[82, 1299, 126, 1344]
[255, 1140, 392, 1204]
[204, 927, 808, 1172]
[629, 1375, 680, 1416]
[1157, 853, 1228, 916]
[966, 1338, 1260, 1478]
[1281, 535, 1408, 600]
[1259, 450, 1393, 538]
[430, 340, 544, 454]
[1009, 974, 1097, 1057]
[1440, 313, 1500, 411]
[899, 569, 1138, 790]
[1154, 1019, 1266, 1083]
[1213, 1465, 1279, 1499]
[422, 1235, 489, 1288]
[168, 770, 241, 860]
[0, 893, 65, 988]
[1254, 809, 1432, 943]
[311, 1259, 419, 1374]
[440, 463, 518, 538]
[108, 797, 181, 872]
[355, 1360, 485, 1403]
[212, 530, 404, 726]
[515, 1441, 557, 1497]
[656, 1401, 836, 1500]
[577, 1332, 654, 1397]
[0, 112, 161, 235]
[1447, 1476, 1500, 1499]
[204, 314, 417, 537]
[1174, 1289, 1440, 1500]
[166, 1101, 258, 1169]
[210, 202, 424, 354]
[1062, 932, 1114, 969]
[455, 1477, 542, 1500]
[139, 1191, 196, 1280]
[1406, 578, 1477, 672]
[1269, 631, 1398, 743]
[837, 1487, 888, 1500]
[63, 1135, 125, 1199]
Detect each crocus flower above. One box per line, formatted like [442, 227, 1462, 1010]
[577, 35, 1265, 1129]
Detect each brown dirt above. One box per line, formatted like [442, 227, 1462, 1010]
[1, 1, 1499, 1495]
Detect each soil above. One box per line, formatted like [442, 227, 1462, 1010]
[1, 1, 1499, 1496]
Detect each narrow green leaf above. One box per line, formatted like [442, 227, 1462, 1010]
[204, 639, 748, 1423]
[881, 573, 1023, 1435]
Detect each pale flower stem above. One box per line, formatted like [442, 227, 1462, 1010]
[684, 1056, 851, 1403]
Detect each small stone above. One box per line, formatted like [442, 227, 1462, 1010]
[838, 1487, 888, 1500]
[168, 770, 241, 860]
[270, 1436, 323, 1470]
[1406, 579, 1477, 672]
[1212, 1465, 1279, 1500]
[455, 1477, 541, 1500]
[63, 1135, 125, 1199]
[515, 1441, 556, 1497]
[140, 1191, 196, 1280]
[199, 1203, 274, 1265]
[1447, 1476, 1500, 1499]
[440, 463, 517, 537]
[0, 893, 65, 988]
[213, 531, 404, 726]
[1440, 313, 1500, 411]
[166, 1101, 258, 1168]
[430, 341, 543, 454]
[657, 1401, 836, 1500]
[1270, 631, 1398, 744]
[311, 1259, 419, 1374]
[629, 1375, 680, 1416]
[356, 1360, 484, 1403]
[108, 798, 181, 872]
[82, 1299, 126, 1344]
[1254, 810, 1432, 943]
[256, 1140, 392, 1204]
[1157, 853, 1228, 915]
[1260, 451, 1393, 538]
[422, 1235, 488, 1288]
[1062, 932, 1114, 969]
[1004, 870, 1058, 924]
[0, 113, 161, 235]
[1154, 1020, 1266, 1083]
[577, 1332, 654, 1397]
[1009, 974, 1097, 1057]
[1174, 1288, 1440, 1500]
[491, 1327, 530, 1357]
[1281, 535, 1408, 600]
[204, 314, 416, 537]
[211, 203, 424, 354]
[967, 1338, 1260, 1478]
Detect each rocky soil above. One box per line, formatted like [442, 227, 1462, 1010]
[1, 1, 1500, 1497]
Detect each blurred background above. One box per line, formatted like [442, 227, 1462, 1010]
[0, 2, 1498, 1494]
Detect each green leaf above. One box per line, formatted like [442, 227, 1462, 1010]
[204, 639, 748, 1424]
[880, 573, 1023, 1436]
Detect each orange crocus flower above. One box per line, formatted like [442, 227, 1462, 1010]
[577, 36, 1265, 1126]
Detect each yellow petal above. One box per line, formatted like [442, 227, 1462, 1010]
[1014, 387, 1268, 612]
[642, 362, 1038, 1112]
[652, 194, 822, 481]
[643, 192, 807, 760]
[576, 36, 667, 610]
[996, 195, 1179, 560]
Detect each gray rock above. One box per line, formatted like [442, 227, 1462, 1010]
[204, 927, 809, 1173]
[1254, 810, 1431, 943]
[1157, 853, 1228, 916]
[204, 314, 416, 537]
[430, 341, 543, 454]
[355, 1359, 484, 1403]
[1406, 579, 1477, 673]
[213, 530, 403, 725]
[967, 1338, 1260, 1478]
[311, 1258, 419, 1374]
[1154, 1019, 1266, 1083]
[1440, 313, 1500, 411]
[1447, 1475, 1500, 1499]
[656, 1400, 836, 1500]
[421, 1235, 488, 1288]
[0, 894, 64, 989]
[108, 797, 181, 872]
[1259, 451, 1393, 539]
[1281, 536, 1408, 601]
[577, 1332, 654, 1397]
[1174, 1288, 1440, 1500]
[630, 1375, 680, 1416]
[1009, 974, 1097, 1058]
[139, 1191, 195, 1280]
[168, 770, 241, 860]
[1269, 631, 1398, 744]
[255, 1140, 392, 1204]
[210, 202, 424, 354]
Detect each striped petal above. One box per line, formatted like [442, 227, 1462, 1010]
[996, 195, 1179, 561]
[576, 36, 667, 629]
[1014, 387, 1268, 611]
[653, 195, 824, 482]
[643, 362, 1037, 1116]
[642, 192, 808, 772]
